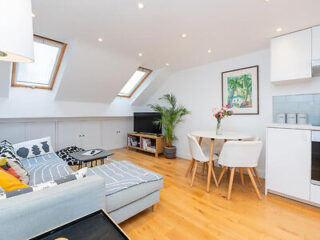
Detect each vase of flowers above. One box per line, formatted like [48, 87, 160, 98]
[213, 104, 232, 135]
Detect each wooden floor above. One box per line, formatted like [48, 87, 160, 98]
[108, 148, 320, 240]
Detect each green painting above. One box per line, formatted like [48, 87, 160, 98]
[227, 73, 252, 109]
[222, 66, 259, 115]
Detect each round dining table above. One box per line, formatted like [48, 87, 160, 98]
[190, 131, 253, 192]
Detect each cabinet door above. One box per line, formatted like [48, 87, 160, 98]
[102, 118, 133, 150]
[0, 122, 26, 144]
[312, 26, 320, 60]
[26, 122, 56, 150]
[266, 128, 311, 200]
[271, 29, 312, 82]
[56, 121, 81, 150]
[80, 120, 102, 150]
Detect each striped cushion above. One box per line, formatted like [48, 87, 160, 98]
[21, 153, 73, 186]
[87, 161, 163, 196]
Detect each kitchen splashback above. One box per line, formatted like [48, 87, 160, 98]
[273, 93, 320, 126]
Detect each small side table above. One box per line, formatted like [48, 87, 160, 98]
[69, 149, 114, 169]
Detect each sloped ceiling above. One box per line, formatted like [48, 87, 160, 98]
[29, 0, 320, 103]
[54, 40, 139, 102]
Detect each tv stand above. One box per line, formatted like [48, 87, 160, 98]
[127, 133, 164, 157]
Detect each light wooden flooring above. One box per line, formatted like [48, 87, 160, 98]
[108, 148, 320, 240]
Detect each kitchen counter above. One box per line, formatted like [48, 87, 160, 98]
[268, 123, 320, 131]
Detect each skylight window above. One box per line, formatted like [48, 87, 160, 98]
[118, 67, 152, 97]
[11, 35, 67, 90]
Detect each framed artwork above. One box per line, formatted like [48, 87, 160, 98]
[221, 65, 259, 115]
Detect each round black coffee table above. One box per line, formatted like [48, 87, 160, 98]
[69, 149, 114, 168]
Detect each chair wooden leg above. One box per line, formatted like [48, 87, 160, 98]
[190, 161, 198, 187]
[218, 166, 227, 185]
[185, 158, 195, 177]
[253, 167, 262, 186]
[211, 166, 218, 187]
[202, 162, 206, 175]
[247, 168, 262, 200]
[227, 167, 236, 200]
[239, 168, 244, 185]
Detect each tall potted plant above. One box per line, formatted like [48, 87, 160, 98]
[149, 94, 190, 158]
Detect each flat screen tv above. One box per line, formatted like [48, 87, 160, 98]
[134, 112, 162, 134]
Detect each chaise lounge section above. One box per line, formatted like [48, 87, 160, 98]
[0, 152, 163, 239]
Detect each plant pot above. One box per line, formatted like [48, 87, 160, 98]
[164, 146, 176, 158]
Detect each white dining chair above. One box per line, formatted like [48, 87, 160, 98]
[217, 141, 263, 200]
[187, 134, 219, 188]
[241, 136, 262, 185]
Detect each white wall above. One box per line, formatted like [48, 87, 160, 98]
[144, 49, 320, 177]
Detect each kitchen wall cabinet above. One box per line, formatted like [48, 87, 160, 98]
[266, 127, 311, 201]
[271, 28, 312, 82]
[312, 26, 320, 60]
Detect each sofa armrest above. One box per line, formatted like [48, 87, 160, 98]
[0, 175, 105, 240]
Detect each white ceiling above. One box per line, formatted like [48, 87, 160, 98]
[32, 0, 320, 71]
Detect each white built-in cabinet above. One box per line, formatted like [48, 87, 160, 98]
[265, 127, 320, 206]
[312, 26, 320, 60]
[271, 29, 312, 82]
[0, 118, 132, 152]
[57, 120, 102, 150]
[266, 128, 311, 200]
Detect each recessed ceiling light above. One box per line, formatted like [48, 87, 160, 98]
[97, 38, 103, 42]
[32, 13, 36, 18]
[208, 49, 212, 54]
[264, 0, 270, 2]
[165, 63, 170, 66]
[138, 3, 144, 9]
[276, 27, 282, 32]
[138, 53, 143, 57]
[181, 33, 187, 38]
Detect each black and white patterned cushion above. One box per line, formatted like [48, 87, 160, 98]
[56, 146, 85, 165]
[0, 140, 20, 164]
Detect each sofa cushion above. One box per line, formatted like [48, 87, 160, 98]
[0, 141, 30, 184]
[87, 161, 163, 212]
[6, 159, 29, 184]
[56, 146, 85, 165]
[0, 169, 29, 192]
[0, 140, 20, 163]
[13, 137, 54, 160]
[21, 153, 73, 185]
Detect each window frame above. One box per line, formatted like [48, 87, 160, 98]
[11, 35, 67, 90]
[118, 67, 152, 98]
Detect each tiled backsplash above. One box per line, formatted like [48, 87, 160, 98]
[273, 93, 320, 126]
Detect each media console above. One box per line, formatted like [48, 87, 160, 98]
[127, 132, 164, 157]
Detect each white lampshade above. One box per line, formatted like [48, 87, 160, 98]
[0, 0, 34, 63]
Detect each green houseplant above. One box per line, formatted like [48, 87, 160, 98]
[149, 94, 190, 158]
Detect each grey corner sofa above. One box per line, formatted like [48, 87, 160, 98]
[0, 153, 163, 240]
